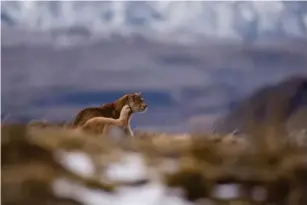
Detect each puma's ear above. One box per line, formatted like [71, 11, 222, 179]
[132, 92, 140, 96]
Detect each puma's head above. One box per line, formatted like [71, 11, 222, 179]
[127, 92, 148, 113]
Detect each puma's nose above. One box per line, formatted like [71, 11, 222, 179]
[144, 104, 148, 109]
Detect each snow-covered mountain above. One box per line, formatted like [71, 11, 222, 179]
[1, 1, 307, 44]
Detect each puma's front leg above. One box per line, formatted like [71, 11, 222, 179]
[124, 126, 134, 138]
[102, 124, 109, 136]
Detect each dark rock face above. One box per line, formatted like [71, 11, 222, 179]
[216, 76, 307, 133]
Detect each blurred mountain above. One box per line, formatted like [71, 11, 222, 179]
[215, 76, 307, 133]
[2, 38, 307, 131]
[1, 1, 307, 45]
[2, 1, 307, 132]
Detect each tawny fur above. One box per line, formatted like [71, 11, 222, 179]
[72, 92, 147, 128]
[80, 105, 134, 137]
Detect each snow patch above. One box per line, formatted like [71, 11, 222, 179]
[105, 153, 148, 182]
[54, 150, 95, 178]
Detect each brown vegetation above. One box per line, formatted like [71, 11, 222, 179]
[2, 119, 307, 204]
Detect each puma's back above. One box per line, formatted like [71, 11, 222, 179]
[73, 103, 118, 127]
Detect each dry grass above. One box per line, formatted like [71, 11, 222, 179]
[2, 121, 307, 205]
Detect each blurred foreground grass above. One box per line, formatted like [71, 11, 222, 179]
[2, 122, 307, 205]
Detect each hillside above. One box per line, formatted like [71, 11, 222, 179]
[216, 76, 307, 133]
